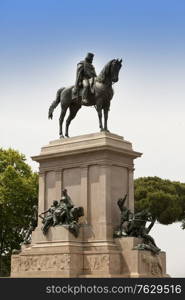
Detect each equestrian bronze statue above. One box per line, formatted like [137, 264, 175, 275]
[48, 53, 122, 138]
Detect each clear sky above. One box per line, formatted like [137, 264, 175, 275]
[0, 0, 185, 277]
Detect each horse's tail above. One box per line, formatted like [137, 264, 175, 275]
[48, 87, 65, 119]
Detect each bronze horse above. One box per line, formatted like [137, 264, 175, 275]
[48, 59, 122, 138]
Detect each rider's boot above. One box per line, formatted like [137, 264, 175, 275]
[81, 86, 89, 105]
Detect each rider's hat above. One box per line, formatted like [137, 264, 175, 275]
[85, 52, 94, 59]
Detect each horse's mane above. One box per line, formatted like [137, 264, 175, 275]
[96, 60, 115, 83]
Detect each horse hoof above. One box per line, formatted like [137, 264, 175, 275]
[65, 134, 69, 138]
[100, 129, 109, 133]
[60, 135, 64, 139]
[48, 113, 53, 119]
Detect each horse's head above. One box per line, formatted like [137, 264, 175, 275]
[97, 58, 122, 85]
[110, 58, 122, 83]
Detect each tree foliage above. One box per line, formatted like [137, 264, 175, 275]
[134, 176, 185, 226]
[0, 148, 38, 276]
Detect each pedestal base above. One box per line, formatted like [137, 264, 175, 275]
[11, 231, 168, 278]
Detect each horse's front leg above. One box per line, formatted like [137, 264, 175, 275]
[97, 107, 103, 131]
[103, 108, 109, 132]
[59, 106, 67, 138]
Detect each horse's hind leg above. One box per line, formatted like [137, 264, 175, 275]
[59, 106, 68, 138]
[65, 104, 81, 137]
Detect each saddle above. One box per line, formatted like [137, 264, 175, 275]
[72, 86, 83, 100]
[72, 79, 95, 101]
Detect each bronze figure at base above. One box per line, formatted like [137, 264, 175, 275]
[114, 194, 161, 255]
[39, 189, 84, 237]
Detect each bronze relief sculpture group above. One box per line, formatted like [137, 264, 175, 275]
[24, 189, 161, 256]
[39, 189, 84, 237]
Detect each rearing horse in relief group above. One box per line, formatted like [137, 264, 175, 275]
[48, 59, 122, 138]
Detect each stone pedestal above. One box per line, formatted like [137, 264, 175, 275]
[11, 132, 168, 277]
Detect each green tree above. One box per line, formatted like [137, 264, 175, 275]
[134, 176, 185, 226]
[0, 148, 38, 276]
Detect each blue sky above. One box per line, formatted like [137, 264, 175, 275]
[0, 0, 185, 276]
[1, 0, 185, 114]
[1, 0, 185, 70]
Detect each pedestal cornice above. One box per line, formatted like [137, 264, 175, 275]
[32, 132, 142, 162]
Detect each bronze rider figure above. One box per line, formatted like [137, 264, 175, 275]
[74, 52, 97, 105]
